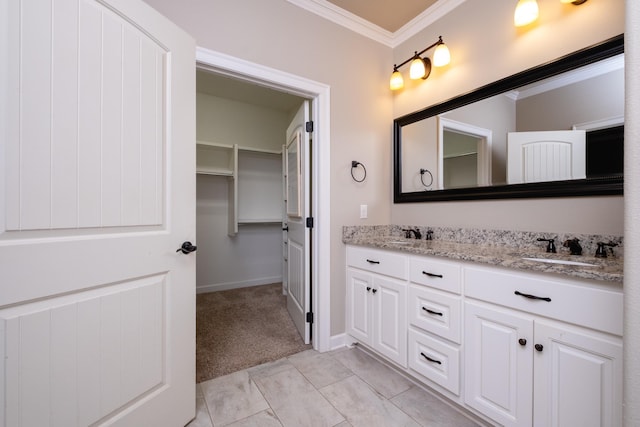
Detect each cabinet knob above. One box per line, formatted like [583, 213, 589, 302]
[372, 288, 378, 294]
[366, 287, 371, 292]
[535, 344, 544, 352]
[518, 338, 527, 346]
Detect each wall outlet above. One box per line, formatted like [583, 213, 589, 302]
[360, 204, 368, 219]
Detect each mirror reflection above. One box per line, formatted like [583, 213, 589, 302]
[394, 36, 624, 202]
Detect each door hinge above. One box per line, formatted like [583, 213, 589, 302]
[306, 312, 314, 323]
[306, 217, 314, 228]
[305, 121, 313, 133]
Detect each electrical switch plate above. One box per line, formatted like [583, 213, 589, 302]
[360, 204, 368, 219]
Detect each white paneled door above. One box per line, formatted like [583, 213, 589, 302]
[285, 101, 311, 344]
[0, 0, 196, 426]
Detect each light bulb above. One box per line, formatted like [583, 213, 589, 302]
[514, 0, 539, 27]
[433, 43, 451, 67]
[389, 69, 404, 90]
[409, 56, 426, 79]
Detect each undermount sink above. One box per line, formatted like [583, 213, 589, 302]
[522, 257, 597, 267]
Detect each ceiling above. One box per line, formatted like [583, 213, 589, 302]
[196, 70, 305, 113]
[326, 0, 440, 32]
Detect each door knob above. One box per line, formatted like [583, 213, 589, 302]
[177, 241, 197, 254]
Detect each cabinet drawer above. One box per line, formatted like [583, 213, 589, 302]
[410, 257, 461, 294]
[347, 246, 407, 280]
[408, 329, 460, 395]
[408, 285, 461, 344]
[465, 266, 623, 336]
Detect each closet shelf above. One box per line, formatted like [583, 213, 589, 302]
[196, 140, 284, 236]
[238, 219, 282, 225]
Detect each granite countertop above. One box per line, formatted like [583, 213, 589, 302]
[343, 234, 623, 284]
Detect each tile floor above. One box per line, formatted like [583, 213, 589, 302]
[188, 347, 482, 427]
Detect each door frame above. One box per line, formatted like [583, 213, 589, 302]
[196, 47, 331, 352]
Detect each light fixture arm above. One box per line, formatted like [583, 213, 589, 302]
[393, 36, 445, 71]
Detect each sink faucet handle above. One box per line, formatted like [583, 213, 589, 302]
[537, 237, 557, 253]
[413, 228, 422, 239]
[595, 241, 618, 258]
[426, 229, 434, 241]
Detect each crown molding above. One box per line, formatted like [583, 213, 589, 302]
[286, 0, 467, 48]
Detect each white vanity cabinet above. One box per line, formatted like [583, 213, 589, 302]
[464, 266, 623, 427]
[344, 244, 623, 427]
[346, 246, 408, 367]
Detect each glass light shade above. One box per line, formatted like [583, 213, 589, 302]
[389, 70, 404, 90]
[514, 0, 539, 27]
[433, 43, 451, 67]
[409, 57, 427, 79]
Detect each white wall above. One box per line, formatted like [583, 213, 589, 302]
[146, 0, 395, 335]
[196, 174, 283, 292]
[197, 92, 290, 151]
[391, 0, 625, 235]
[196, 92, 290, 292]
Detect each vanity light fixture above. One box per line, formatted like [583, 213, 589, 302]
[515, 0, 588, 27]
[389, 36, 450, 91]
[514, 0, 539, 27]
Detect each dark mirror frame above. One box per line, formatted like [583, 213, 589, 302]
[393, 34, 624, 203]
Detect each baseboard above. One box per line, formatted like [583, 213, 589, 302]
[196, 276, 283, 294]
[329, 333, 349, 351]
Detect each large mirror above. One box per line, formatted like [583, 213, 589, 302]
[394, 35, 624, 203]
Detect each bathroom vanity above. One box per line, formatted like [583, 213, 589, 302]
[344, 227, 623, 427]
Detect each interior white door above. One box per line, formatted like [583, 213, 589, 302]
[507, 130, 586, 184]
[0, 1, 196, 426]
[285, 101, 311, 344]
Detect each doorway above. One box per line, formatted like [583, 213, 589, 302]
[437, 117, 493, 189]
[196, 48, 331, 354]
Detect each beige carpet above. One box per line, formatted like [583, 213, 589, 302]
[196, 283, 311, 383]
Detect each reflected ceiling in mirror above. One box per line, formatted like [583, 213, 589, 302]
[393, 35, 624, 203]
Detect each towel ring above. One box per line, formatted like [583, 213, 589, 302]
[420, 168, 433, 188]
[351, 161, 367, 183]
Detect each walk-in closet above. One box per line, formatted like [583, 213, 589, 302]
[195, 69, 309, 381]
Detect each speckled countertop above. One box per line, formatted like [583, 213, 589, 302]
[343, 226, 623, 284]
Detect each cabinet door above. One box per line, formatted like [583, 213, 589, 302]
[346, 269, 373, 346]
[465, 301, 534, 427]
[533, 321, 622, 427]
[372, 276, 407, 367]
